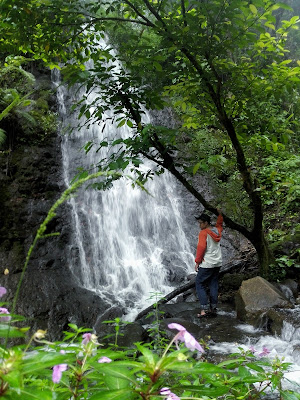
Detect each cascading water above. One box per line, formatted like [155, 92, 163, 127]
[52, 52, 194, 319]
[209, 307, 300, 394]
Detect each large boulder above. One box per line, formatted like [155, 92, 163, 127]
[235, 277, 293, 326]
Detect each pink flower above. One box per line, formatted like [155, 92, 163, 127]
[52, 364, 68, 383]
[0, 307, 11, 322]
[249, 346, 256, 354]
[82, 333, 92, 345]
[0, 287, 7, 298]
[160, 388, 172, 396]
[259, 346, 270, 357]
[98, 356, 112, 363]
[160, 387, 180, 400]
[168, 323, 204, 353]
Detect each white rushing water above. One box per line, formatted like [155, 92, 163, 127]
[52, 51, 194, 319]
[210, 318, 300, 394]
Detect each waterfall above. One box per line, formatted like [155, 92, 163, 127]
[52, 52, 194, 319]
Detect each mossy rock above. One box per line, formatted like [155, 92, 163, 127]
[0, 66, 35, 94]
[220, 273, 245, 290]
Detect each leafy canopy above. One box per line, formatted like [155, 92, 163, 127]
[1, 0, 299, 274]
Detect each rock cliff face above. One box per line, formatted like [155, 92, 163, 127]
[0, 72, 110, 340]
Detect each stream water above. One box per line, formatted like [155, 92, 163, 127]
[209, 308, 300, 394]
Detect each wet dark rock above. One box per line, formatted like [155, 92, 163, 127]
[0, 71, 114, 340]
[96, 320, 146, 348]
[262, 308, 287, 336]
[94, 306, 126, 333]
[262, 307, 300, 337]
[221, 273, 245, 291]
[283, 279, 299, 297]
[159, 303, 270, 360]
[162, 317, 202, 341]
[159, 302, 199, 319]
[275, 282, 296, 304]
[187, 273, 196, 282]
[235, 277, 293, 326]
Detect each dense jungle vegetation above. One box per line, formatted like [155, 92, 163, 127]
[0, 0, 299, 279]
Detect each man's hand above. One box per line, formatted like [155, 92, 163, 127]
[195, 263, 199, 272]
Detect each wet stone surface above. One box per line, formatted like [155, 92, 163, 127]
[160, 302, 269, 352]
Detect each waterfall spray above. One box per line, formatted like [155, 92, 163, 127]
[52, 46, 194, 319]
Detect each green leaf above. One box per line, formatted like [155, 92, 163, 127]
[20, 100, 32, 106]
[112, 139, 124, 146]
[246, 362, 265, 373]
[103, 375, 130, 390]
[0, 324, 25, 338]
[160, 357, 194, 371]
[3, 369, 22, 389]
[94, 364, 137, 384]
[135, 343, 158, 370]
[84, 141, 94, 153]
[173, 385, 229, 397]
[281, 391, 300, 400]
[249, 4, 258, 14]
[194, 362, 229, 375]
[89, 389, 135, 400]
[280, 60, 292, 65]
[238, 365, 252, 377]
[117, 119, 126, 128]
[274, 2, 293, 11]
[193, 162, 201, 175]
[290, 16, 299, 25]
[0, 128, 7, 146]
[22, 352, 73, 375]
[68, 323, 78, 330]
[153, 61, 162, 71]
[217, 358, 246, 368]
[8, 388, 53, 400]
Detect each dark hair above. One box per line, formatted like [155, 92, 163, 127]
[195, 213, 211, 224]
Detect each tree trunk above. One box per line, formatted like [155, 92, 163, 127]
[134, 280, 195, 321]
[251, 231, 275, 278]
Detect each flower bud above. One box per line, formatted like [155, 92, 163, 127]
[33, 329, 47, 340]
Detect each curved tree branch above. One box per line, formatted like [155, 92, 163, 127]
[116, 88, 253, 239]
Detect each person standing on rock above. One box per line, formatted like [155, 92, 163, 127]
[194, 209, 223, 318]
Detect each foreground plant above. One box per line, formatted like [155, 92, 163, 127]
[0, 162, 298, 399]
[0, 311, 299, 400]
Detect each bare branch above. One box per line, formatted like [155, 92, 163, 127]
[123, 0, 155, 27]
[181, 0, 187, 27]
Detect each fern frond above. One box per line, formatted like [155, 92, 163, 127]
[15, 110, 37, 126]
[0, 94, 20, 121]
[4, 55, 34, 67]
[0, 128, 7, 147]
